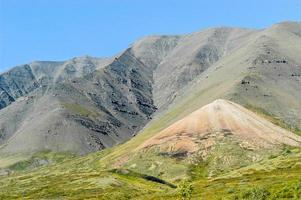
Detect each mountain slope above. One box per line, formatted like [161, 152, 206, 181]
[0, 100, 300, 199]
[146, 21, 301, 131]
[0, 56, 112, 110]
[152, 28, 257, 109]
[104, 99, 301, 180]
[138, 99, 301, 155]
[0, 21, 300, 156]
[0, 49, 156, 154]
[132, 27, 258, 110]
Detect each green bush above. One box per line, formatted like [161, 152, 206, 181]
[273, 179, 301, 199]
[241, 187, 270, 200]
[179, 181, 194, 200]
[282, 146, 292, 155]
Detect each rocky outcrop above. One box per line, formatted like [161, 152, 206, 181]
[0, 65, 39, 109]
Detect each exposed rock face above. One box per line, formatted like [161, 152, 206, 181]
[0, 57, 112, 110]
[0, 50, 157, 154]
[0, 21, 300, 155]
[0, 65, 39, 109]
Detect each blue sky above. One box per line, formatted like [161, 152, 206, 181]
[0, 0, 301, 72]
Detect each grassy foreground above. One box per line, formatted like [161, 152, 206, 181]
[0, 147, 300, 199]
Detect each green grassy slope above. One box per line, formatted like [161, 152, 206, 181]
[0, 151, 76, 175]
[0, 146, 300, 199]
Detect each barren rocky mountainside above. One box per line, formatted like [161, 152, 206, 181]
[0, 50, 156, 154]
[0, 21, 300, 155]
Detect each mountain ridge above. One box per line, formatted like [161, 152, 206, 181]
[0, 21, 300, 156]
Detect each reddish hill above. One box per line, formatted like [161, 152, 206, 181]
[137, 99, 301, 155]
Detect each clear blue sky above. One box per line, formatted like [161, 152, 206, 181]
[0, 0, 301, 72]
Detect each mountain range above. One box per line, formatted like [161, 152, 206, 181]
[0, 21, 300, 199]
